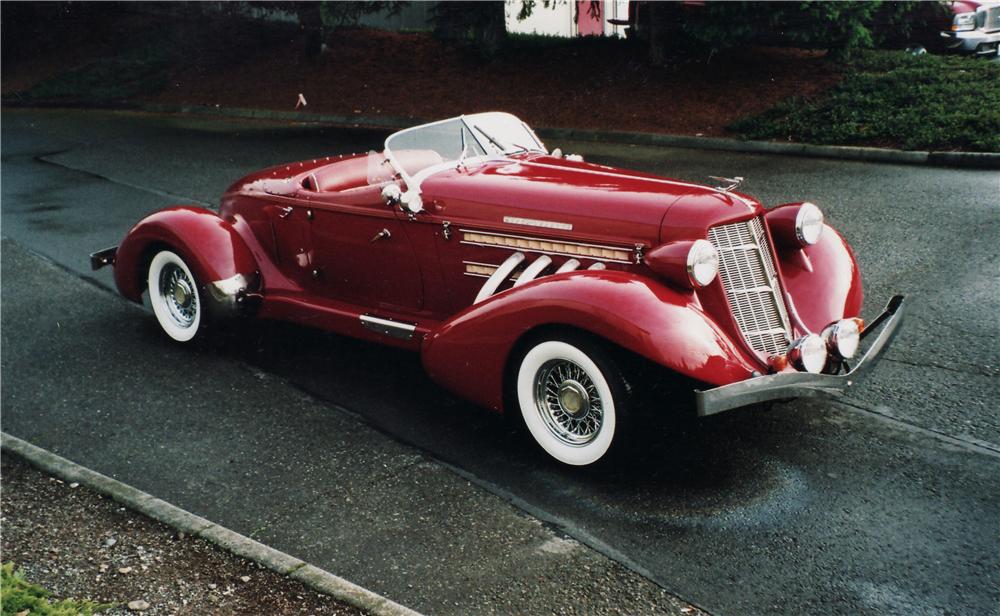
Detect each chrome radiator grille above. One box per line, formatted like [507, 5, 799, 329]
[987, 7, 1000, 31]
[708, 217, 792, 356]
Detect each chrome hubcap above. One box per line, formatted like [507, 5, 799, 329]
[160, 263, 197, 328]
[534, 359, 603, 446]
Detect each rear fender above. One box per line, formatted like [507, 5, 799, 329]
[114, 206, 258, 307]
[421, 270, 760, 413]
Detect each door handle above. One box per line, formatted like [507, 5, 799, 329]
[278, 206, 294, 218]
[371, 228, 391, 243]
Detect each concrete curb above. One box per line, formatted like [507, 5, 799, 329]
[1, 432, 423, 616]
[5, 100, 998, 168]
[135, 103, 1000, 170]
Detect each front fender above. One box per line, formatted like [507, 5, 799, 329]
[114, 206, 258, 306]
[421, 270, 760, 413]
[767, 205, 864, 332]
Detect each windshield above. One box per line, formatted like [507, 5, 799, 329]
[383, 112, 546, 190]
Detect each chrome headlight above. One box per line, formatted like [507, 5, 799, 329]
[952, 12, 976, 32]
[795, 202, 824, 246]
[822, 318, 862, 360]
[786, 334, 827, 374]
[686, 239, 719, 287]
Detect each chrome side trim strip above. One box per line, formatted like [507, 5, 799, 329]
[463, 261, 499, 278]
[503, 216, 573, 231]
[513, 255, 553, 287]
[360, 314, 417, 340]
[474, 252, 525, 304]
[460, 229, 633, 263]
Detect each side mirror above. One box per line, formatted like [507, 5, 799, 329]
[381, 184, 402, 206]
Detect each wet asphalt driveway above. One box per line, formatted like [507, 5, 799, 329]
[2, 109, 999, 615]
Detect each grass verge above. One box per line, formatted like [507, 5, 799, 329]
[729, 50, 1000, 152]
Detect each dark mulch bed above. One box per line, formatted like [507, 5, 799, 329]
[1, 8, 841, 138]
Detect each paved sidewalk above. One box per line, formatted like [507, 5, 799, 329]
[0, 238, 703, 615]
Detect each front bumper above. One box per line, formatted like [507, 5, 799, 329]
[940, 29, 1000, 54]
[694, 295, 905, 417]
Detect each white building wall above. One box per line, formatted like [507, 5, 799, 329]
[505, 0, 630, 38]
[505, 0, 576, 37]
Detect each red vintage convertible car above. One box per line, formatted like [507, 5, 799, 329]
[92, 113, 904, 466]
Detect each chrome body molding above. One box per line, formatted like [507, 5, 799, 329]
[463, 261, 503, 278]
[474, 252, 526, 304]
[503, 216, 574, 231]
[513, 255, 553, 287]
[461, 229, 633, 263]
[695, 295, 905, 417]
[360, 314, 417, 340]
[555, 258, 581, 273]
[206, 272, 257, 316]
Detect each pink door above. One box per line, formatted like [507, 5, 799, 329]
[576, 1, 604, 36]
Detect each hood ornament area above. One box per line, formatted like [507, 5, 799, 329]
[709, 176, 745, 192]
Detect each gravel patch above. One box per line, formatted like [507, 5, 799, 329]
[1, 454, 364, 615]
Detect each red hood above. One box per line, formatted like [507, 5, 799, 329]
[421, 155, 765, 245]
[949, 0, 992, 13]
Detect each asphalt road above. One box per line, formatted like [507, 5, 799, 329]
[3, 109, 999, 616]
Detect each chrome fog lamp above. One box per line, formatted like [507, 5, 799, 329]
[821, 318, 861, 360]
[786, 334, 827, 374]
[795, 202, 824, 246]
[686, 239, 719, 287]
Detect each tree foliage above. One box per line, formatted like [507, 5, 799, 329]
[692, 2, 941, 54]
[642, 1, 949, 61]
[515, 1, 948, 64]
[431, 1, 507, 59]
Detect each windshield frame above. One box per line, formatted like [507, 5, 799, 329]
[383, 112, 547, 193]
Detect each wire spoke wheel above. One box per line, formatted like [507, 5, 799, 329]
[516, 338, 623, 466]
[535, 359, 603, 446]
[147, 250, 203, 343]
[159, 263, 198, 328]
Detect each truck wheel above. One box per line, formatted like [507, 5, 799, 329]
[516, 337, 628, 466]
[147, 250, 205, 343]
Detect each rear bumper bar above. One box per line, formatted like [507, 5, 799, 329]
[694, 295, 905, 417]
[90, 246, 118, 270]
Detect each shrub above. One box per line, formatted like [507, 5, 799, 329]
[729, 51, 1000, 152]
[1, 562, 113, 616]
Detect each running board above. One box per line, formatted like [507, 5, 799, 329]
[360, 314, 417, 340]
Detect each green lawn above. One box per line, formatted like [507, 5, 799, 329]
[729, 51, 1000, 152]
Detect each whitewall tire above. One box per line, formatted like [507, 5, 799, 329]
[516, 338, 624, 466]
[147, 250, 203, 342]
